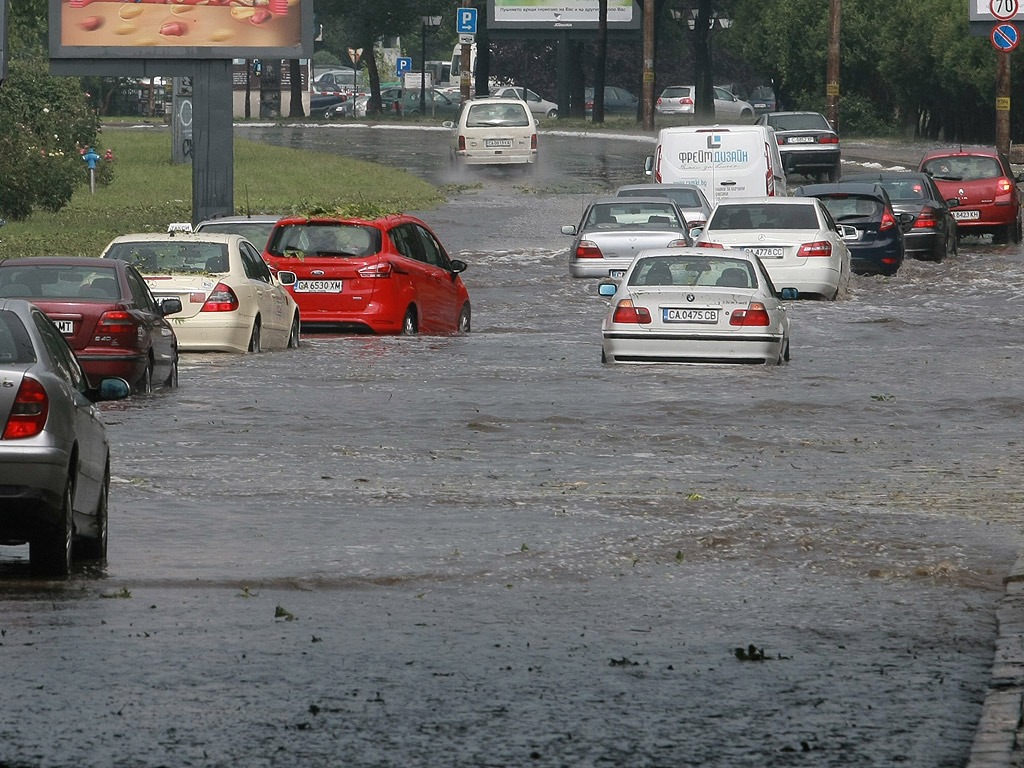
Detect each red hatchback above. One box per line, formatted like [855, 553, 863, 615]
[263, 214, 471, 335]
[919, 147, 1023, 243]
[0, 257, 181, 392]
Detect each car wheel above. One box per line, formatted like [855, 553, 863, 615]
[741, 109, 753, 119]
[827, 165, 840, 183]
[457, 303, 471, 333]
[1015, 214, 1023, 244]
[135, 359, 153, 394]
[248, 319, 262, 353]
[401, 307, 418, 336]
[165, 356, 179, 388]
[287, 314, 301, 348]
[31, 475, 73, 577]
[546, 109, 557, 119]
[75, 462, 108, 561]
[782, 338, 791, 363]
[601, 348, 607, 364]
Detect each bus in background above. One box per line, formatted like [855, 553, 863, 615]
[448, 43, 477, 89]
[425, 61, 452, 89]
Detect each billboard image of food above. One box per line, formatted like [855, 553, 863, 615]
[56, 0, 303, 53]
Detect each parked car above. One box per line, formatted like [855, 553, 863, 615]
[0, 298, 131, 575]
[756, 111, 840, 182]
[841, 171, 960, 261]
[748, 85, 778, 115]
[695, 197, 853, 300]
[793, 182, 909, 276]
[262, 214, 471, 335]
[491, 86, 558, 119]
[614, 183, 713, 231]
[100, 233, 301, 354]
[585, 86, 639, 117]
[395, 88, 461, 118]
[562, 197, 691, 278]
[596, 248, 796, 365]
[312, 67, 361, 93]
[0, 256, 181, 392]
[919, 146, 1023, 243]
[310, 85, 350, 120]
[445, 96, 538, 169]
[193, 215, 283, 250]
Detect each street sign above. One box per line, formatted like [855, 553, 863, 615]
[457, 7, 478, 34]
[992, 22, 1020, 50]
[396, 57, 413, 75]
[991, 0, 1020, 21]
[459, 33, 475, 44]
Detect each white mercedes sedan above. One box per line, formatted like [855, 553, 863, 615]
[598, 247, 797, 365]
[694, 197, 853, 300]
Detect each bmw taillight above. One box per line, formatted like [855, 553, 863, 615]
[797, 241, 832, 257]
[458, 136, 466, 151]
[97, 310, 135, 335]
[575, 240, 603, 259]
[697, 241, 724, 249]
[730, 302, 770, 327]
[611, 300, 652, 324]
[913, 209, 938, 229]
[880, 209, 896, 231]
[201, 283, 239, 312]
[3, 376, 48, 439]
[357, 262, 393, 278]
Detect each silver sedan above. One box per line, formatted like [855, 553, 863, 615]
[598, 248, 796, 365]
[0, 299, 130, 575]
[562, 197, 691, 278]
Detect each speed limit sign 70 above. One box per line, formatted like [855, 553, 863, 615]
[992, 0, 1019, 21]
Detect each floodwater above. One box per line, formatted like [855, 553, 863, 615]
[0, 125, 1021, 767]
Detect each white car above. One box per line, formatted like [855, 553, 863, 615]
[695, 197, 853, 300]
[100, 233, 301, 353]
[597, 247, 796, 365]
[655, 85, 755, 122]
[444, 96, 538, 168]
[490, 86, 558, 119]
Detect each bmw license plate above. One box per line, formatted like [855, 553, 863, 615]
[744, 246, 785, 259]
[485, 139, 512, 148]
[295, 280, 343, 293]
[663, 308, 718, 323]
[952, 210, 980, 221]
[54, 320, 74, 334]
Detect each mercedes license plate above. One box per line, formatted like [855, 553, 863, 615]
[485, 139, 512, 148]
[608, 269, 625, 278]
[952, 210, 980, 221]
[663, 307, 718, 324]
[744, 246, 785, 259]
[787, 136, 815, 143]
[295, 280, 343, 293]
[54, 320, 74, 334]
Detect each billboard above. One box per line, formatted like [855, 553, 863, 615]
[49, 0, 310, 59]
[488, 0, 640, 31]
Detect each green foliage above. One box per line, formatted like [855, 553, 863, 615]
[0, 60, 100, 220]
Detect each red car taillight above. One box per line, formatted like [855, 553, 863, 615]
[611, 300, 652, 324]
[818, 135, 839, 144]
[575, 240, 603, 259]
[729, 302, 770, 327]
[997, 177, 1014, 194]
[913, 209, 938, 229]
[880, 209, 896, 231]
[458, 136, 466, 150]
[531, 133, 537, 149]
[97, 310, 135, 335]
[697, 241, 724, 249]
[797, 241, 832, 257]
[201, 283, 239, 312]
[357, 262, 393, 278]
[3, 376, 48, 440]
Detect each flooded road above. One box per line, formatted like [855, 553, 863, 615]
[0, 125, 1022, 767]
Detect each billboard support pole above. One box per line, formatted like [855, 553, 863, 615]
[191, 59, 234, 226]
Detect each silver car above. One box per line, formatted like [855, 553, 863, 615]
[490, 86, 558, 119]
[614, 183, 713, 231]
[0, 299, 130, 575]
[655, 85, 756, 122]
[563, 197, 691, 278]
[193, 214, 283, 250]
[597, 248, 796, 365]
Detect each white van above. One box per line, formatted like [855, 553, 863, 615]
[644, 125, 787, 202]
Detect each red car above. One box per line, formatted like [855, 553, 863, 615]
[0, 257, 181, 392]
[919, 147, 1023, 244]
[263, 214, 471, 335]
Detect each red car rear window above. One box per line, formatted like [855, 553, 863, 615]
[267, 223, 382, 258]
[923, 155, 1003, 181]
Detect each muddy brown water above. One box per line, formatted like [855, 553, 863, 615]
[0, 128, 1020, 767]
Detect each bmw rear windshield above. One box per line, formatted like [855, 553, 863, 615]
[267, 223, 382, 258]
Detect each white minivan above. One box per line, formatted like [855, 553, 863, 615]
[644, 125, 787, 203]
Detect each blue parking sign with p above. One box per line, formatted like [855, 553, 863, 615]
[457, 7, 478, 34]
[396, 57, 413, 75]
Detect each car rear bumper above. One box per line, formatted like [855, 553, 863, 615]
[602, 330, 785, 364]
[780, 148, 840, 172]
[762, 262, 842, 297]
[455, 150, 536, 166]
[77, 350, 148, 386]
[569, 258, 635, 279]
[172, 314, 254, 353]
[848, 240, 904, 275]
[294, 302, 405, 334]
[0, 443, 71, 540]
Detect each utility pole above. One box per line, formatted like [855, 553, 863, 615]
[997, 51, 1011, 155]
[826, 0, 841, 131]
[642, 0, 654, 129]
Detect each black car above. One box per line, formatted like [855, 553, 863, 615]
[749, 85, 778, 115]
[310, 85, 350, 120]
[585, 86, 639, 117]
[794, 182, 909, 276]
[840, 171, 959, 261]
[755, 111, 840, 182]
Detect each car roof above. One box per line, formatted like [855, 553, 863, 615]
[715, 196, 817, 205]
[921, 146, 1002, 159]
[590, 196, 682, 206]
[766, 110, 824, 117]
[105, 232, 245, 246]
[464, 96, 530, 106]
[633, 245, 756, 261]
[794, 182, 888, 198]
[842, 170, 933, 181]
[195, 215, 282, 225]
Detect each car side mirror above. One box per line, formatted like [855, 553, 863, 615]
[160, 297, 183, 316]
[450, 259, 468, 274]
[643, 156, 654, 176]
[561, 225, 577, 235]
[276, 270, 297, 286]
[945, 198, 960, 208]
[598, 281, 618, 296]
[442, 121, 455, 129]
[95, 377, 131, 402]
[688, 226, 704, 239]
[839, 224, 858, 239]
[779, 287, 799, 300]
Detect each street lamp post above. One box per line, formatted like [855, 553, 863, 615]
[421, 16, 442, 115]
